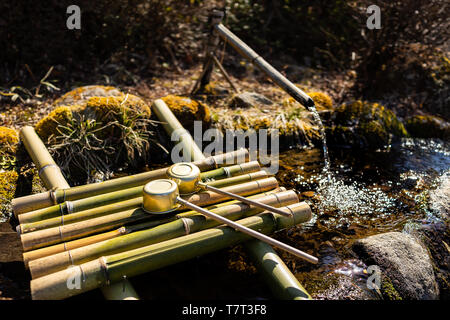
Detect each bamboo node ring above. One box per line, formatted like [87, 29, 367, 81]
[38, 163, 60, 177]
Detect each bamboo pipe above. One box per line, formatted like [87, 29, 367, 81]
[214, 23, 315, 109]
[152, 99, 204, 161]
[12, 148, 250, 216]
[29, 190, 299, 278]
[18, 170, 269, 233]
[19, 126, 139, 299]
[20, 177, 279, 251]
[17, 162, 261, 225]
[22, 187, 286, 266]
[31, 202, 312, 300]
[20, 126, 70, 190]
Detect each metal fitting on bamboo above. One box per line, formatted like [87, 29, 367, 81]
[20, 177, 279, 251]
[22, 187, 286, 267]
[18, 170, 269, 234]
[19, 126, 70, 190]
[31, 202, 312, 300]
[12, 149, 250, 216]
[28, 190, 299, 278]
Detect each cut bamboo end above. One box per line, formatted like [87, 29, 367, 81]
[12, 191, 55, 217]
[23, 228, 125, 268]
[31, 258, 106, 300]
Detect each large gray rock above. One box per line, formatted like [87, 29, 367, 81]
[230, 92, 273, 109]
[352, 232, 439, 300]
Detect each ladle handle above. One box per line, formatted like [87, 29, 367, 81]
[200, 183, 292, 218]
[176, 197, 318, 264]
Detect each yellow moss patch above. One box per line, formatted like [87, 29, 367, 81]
[35, 106, 73, 141]
[161, 95, 211, 130]
[0, 170, 18, 218]
[0, 127, 19, 153]
[307, 91, 333, 110]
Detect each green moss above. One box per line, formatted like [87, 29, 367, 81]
[0, 170, 18, 220]
[381, 276, 402, 300]
[405, 115, 449, 139]
[330, 100, 408, 149]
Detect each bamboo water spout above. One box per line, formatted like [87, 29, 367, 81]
[12, 149, 250, 215]
[31, 202, 312, 300]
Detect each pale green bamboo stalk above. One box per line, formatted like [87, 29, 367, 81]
[20, 177, 279, 251]
[29, 190, 299, 278]
[20, 126, 70, 190]
[31, 202, 312, 300]
[12, 149, 250, 216]
[22, 187, 286, 266]
[18, 170, 269, 233]
[17, 162, 261, 225]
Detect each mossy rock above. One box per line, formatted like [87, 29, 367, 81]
[161, 95, 211, 132]
[328, 100, 408, 149]
[34, 106, 74, 142]
[307, 91, 333, 110]
[85, 95, 151, 122]
[0, 170, 18, 220]
[0, 127, 19, 170]
[405, 115, 450, 139]
[0, 127, 19, 154]
[202, 82, 230, 99]
[380, 275, 403, 300]
[53, 85, 123, 107]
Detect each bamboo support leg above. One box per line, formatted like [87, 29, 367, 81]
[18, 126, 139, 300]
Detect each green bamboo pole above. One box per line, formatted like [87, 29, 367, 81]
[20, 126, 70, 190]
[29, 190, 300, 278]
[18, 126, 139, 299]
[152, 99, 204, 161]
[12, 149, 249, 216]
[20, 177, 279, 251]
[17, 162, 261, 225]
[22, 187, 286, 267]
[18, 171, 271, 234]
[244, 240, 311, 300]
[31, 202, 311, 300]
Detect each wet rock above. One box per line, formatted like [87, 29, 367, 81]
[160, 95, 211, 133]
[230, 92, 273, 109]
[405, 115, 450, 139]
[327, 100, 408, 149]
[352, 232, 439, 299]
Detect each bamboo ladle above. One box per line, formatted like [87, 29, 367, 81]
[142, 179, 318, 264]
[166, 162, 293, 218]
